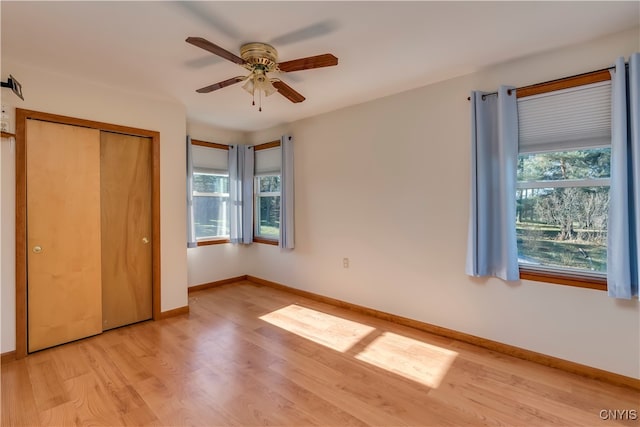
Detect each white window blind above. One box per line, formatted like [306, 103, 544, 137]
[192, 144, 228, 173]
[255, 147, 281, 175]
[518, 80, 611, 153]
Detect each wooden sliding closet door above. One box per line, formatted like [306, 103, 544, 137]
[27, 119, 103, 352]
[100, 131, 152, 330]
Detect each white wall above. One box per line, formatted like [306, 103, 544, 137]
[1, 59, 189, 353]
[186, 121, 248, 286]
[243, 28, 640, 379]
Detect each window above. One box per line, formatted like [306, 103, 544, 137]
[516, 77, 611, 286]
[254, 142, 281, 243]
[516, 148, 610, 273]
[193, 172, 229, 240]
[255, 175, 280, 240]
[191, 141, 230, 244]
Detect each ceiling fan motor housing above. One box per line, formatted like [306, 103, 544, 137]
[240, 43, 279, 72]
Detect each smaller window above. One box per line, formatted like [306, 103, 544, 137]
[190, 140, 230, 244]
[193, 172, 229, 241]
[255, 175, 280, 240]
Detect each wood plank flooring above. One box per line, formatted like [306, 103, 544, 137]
[2, 281, 639, 426]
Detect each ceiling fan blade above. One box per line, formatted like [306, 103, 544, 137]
[272, 80, 305, 103]
[186, 37, 245, 66]
[278, 54, 338, 72]
[196, 76, 245, 93]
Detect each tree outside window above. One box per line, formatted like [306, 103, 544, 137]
[516, 148, 610, 273]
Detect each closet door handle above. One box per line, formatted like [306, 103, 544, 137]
[142, 237, 149, 244]
[33, 246, 43, 254]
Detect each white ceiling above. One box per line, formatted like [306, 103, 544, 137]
[2, 1, 638, 132]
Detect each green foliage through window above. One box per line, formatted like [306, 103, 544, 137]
[255, 175, 280, 240]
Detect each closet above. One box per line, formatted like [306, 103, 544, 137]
[21, 114, 156, 353]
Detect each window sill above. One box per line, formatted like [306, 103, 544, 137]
[197, 238, 230, 246]
[254, 237, 278, 246]
[519, 266, 607, 291]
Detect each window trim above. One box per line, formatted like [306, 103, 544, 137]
[515, 69, 611, 99]
[253, 237, 279, 246]
[516, 69, 612, 291]
[520, 267, 607, 291]
[191, 139, 231, 245]
[192, 139, 230, 150]
[254, 140, 280, 151]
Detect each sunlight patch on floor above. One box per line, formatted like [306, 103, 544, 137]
[259, 304, 375, 352]
[260, 305, 457, 388]
[354, 332, 458, 388]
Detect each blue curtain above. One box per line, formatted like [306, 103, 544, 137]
[466, 86, 519, 281]
[608, 53, 639, 299]
[242, 145, 255, 244]
[229, 144, 254, 244]
[279, 135, 294, 249]
[228, 144, 243, 243]
[186, 135, 197, 248]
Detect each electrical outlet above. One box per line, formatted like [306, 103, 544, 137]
[343, 257, 349, 268]
[0, 105, 8, 132]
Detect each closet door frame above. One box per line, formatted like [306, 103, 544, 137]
[15, 108, 161, 359]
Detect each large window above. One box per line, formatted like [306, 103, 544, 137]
[516, 148, 610, 274]
[516, 78, 611, 284]
[191, 140, 230, 244]
[254, 142, 281, 243]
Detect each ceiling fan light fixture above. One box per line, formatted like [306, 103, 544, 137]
[259, 78, 278, 97]
[241, 77, 255, 95]
[241, 69, 279, 110]
[250, 69, 277, 97]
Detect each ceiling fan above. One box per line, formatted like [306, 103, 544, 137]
[186, 37, 338, 111]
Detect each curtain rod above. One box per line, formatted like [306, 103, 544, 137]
[465, 63, 625, 101]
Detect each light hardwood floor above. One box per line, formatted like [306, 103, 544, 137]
[2, 281, 639, 426]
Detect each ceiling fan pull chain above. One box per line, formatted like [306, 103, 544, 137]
[259, 90, 263, 112]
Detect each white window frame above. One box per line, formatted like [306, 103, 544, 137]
[517, 177, 610, 190]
